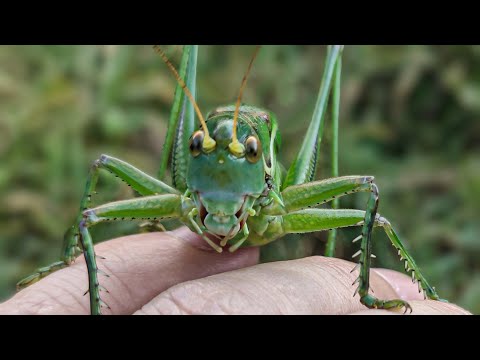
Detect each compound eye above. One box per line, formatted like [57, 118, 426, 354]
[245, 136, 262, 163]
[189, 131, 204, 157]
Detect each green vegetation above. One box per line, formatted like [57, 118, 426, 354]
[1, 45, 479, 313]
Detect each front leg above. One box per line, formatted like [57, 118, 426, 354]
[354, 184, 412, 313]
[79, 193, 191, 314]
[251, 206, 441, 313]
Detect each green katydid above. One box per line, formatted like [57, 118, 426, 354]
[17, 45, 443, 315]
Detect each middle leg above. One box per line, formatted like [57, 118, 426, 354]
[17, 155, 179, 290]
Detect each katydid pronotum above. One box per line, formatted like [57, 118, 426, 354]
[17, 45, 443, 314]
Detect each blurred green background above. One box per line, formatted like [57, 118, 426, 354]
[0, 45, 479, 313]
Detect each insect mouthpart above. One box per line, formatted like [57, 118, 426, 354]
[197, 193, 248, 239]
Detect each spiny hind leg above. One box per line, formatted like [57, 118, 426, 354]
[17, 155, 178, 290]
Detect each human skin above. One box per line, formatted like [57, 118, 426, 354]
[0, 227, 470, 315]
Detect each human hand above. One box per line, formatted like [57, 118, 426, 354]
[0, 227, 470, 315]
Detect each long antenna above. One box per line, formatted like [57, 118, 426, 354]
[229, 45, 261, 156]
[153, 45, 216, 152]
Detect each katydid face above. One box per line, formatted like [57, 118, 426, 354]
[187, 113, 265, 238]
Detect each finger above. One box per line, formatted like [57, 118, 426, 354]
[351, 301, 471, 315]
[0, 227, 259, 315]
[135, 256, 405, 315]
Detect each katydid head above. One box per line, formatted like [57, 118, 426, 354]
[187, 113, 266, 239]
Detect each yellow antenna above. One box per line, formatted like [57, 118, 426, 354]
[153, 45, 216, 152]
[229, 45, 261, 157]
